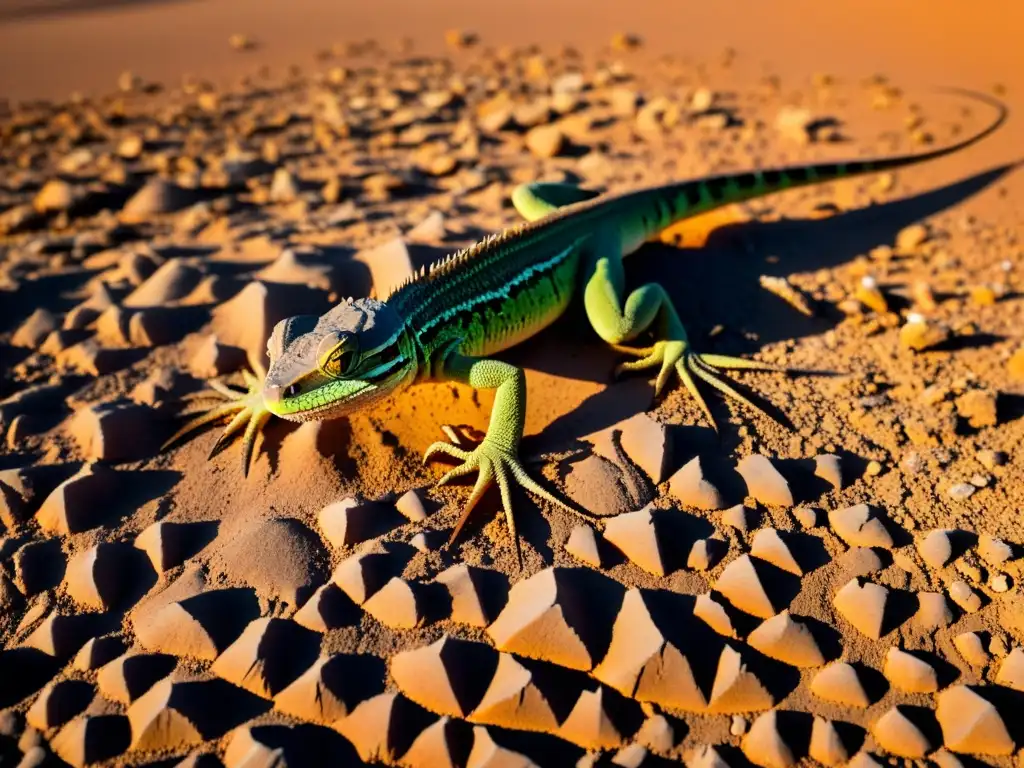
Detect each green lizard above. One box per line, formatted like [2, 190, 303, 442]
[166, 95, 1003, 565]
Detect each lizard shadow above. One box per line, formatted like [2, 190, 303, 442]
[514, 161, 1016, 446]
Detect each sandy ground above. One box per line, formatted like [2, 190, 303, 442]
[2, 1, 1024, 766]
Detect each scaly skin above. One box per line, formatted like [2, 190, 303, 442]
[164, 93, 1004, 566]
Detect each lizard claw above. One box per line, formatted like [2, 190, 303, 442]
[424, 436, 589, 569]
[612, 340, 781, 430]
[162, 369, 272, 476]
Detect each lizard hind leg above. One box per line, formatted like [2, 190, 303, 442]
[584, 255, 782, 430]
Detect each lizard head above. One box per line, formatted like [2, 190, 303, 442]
[261, 298, 416, 422]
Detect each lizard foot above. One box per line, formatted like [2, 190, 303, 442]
[424, 437, 587, 568]
[161, 368, 272, 476]
[611, 339, 779, 430]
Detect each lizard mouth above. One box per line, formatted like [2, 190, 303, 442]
[263, 379, 374, 422]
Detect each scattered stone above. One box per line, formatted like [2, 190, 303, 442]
[833, 578, 890, 639]
[935, 686, 1013, 755]
[714, 554, 784, 619]
[956, 390, 998, 429]
[12, 309, 58, 348]
[978, 534, 1014, 565]
[828, 504, 894, 549]
[883, 647, 938, 693]
[391, 635, 493, 717]
[746, 611, 825, 667]
[707, 645, 774, 714]
[124, 259, 202, 308]
[813, 454, 843, 489]
[667, 457, 722, 510]
[948, 483, 976, 501]
[73, 636, 125, 671]
[793, 506, 819, 529]
[995, 647, 1024, 691]
[953, 631, 990, 667]
[211, 618, 319, 698]
[896, 223, 929, 251]
[362, 577, 427, 629]
[592, 589, 705, 711]
[736, 455, 793, 507]
[36, 464, 117, 535]
[948, 580, 982, 613]
[525, 125, 564, 158]
[872, 706, 933, 758]
[26, 680, 95, 731]
[121, 179, 193, 222]
[915, 592, 954, 629]
[741, 710, 794, 768]
[603, 506, 666, 576]
[565, 525, 602, 567]
[333, 692, 434, 764]
[693, 593, 738, 638]
[395, 489, 429, 522]
[50, 715, 130, 766]
[436, 564, 499, 627]
[687, 538, 723, 571]
[900, 314, 950, 351]
[749, 528, 803, 575]
[96, 652, 176, 704]
[809, 717, 849, 766]
[468, 652, 560, 732]
[721, 504, 752, 534]
[487, 567, 616, 670]
[331, 550, 399, 606]
[917, 529, 954, 569]
[318, 497, 402, 547]
[810, 663, 870, 708]
[69, 400, 160, 461]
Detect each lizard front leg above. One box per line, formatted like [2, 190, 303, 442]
[162, 361, 273, 476]
[584, 253, 778, 429]
[423, 353, 584, 567]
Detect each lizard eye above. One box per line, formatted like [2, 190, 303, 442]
[317, 332, 358, 378]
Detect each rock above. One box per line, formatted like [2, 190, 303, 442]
[36, 464, 117, 535]
[333, 692, 434, 764]
[33, 180, 78, 213]
[872, 706, 933, 758]
[436, 564, 500, 627]
[896, 223, 929, 251]
[356, 237, 414, 299]
[362, 577, 429, 629]
[603, 506, 666, 576]
[525, 125, 564, 158]
[749, 528, 803, 575]
[935, 686, 1013, 755]
[26, 680, 95, 731]
[210, 618, 319, 698]
[124, 259, 203, 308]
[557, 687, 625, 750]
[591, 589, 705, 711]
[50, 715, 130, 766]
[883, 647, 938, 693]
[667, 457, 722, 510]
[917, 529, 954, 569]
[810, 663, 870, 708]
[121, 179, 193, 222]
[274, 653, 380, 724]
[391, 635, 494, 717]
[721, 504, 752, 533]
[740, 711, 794, 768]
[948, 483, 976, 501]
[96, 652, 176, 704]
[809, 717, 849, 766]
[714, 555, 781, 619]
[948, 580, 982, 613]
[12, 309, 58, 348]
[978, 534, 1014, 565]
[707, 645, 774, 714]
[813, 454, 843, 489]
[828, 504, 894, 549]
[317, 497, 403, 547]
[995, 647, 1024, 691]
[833, 578, 890, 639]
[487, 567, 618, 670]
[956, 390, 998, 429]
[736, 455, 793, 507]
[564, 525, 602, 567]
[269, 168, 300, 203]
[332, 551, 395, 606]
[69, 400, 161, 461]
[915, 592, 954, 629]
[746, 611, 825, 667]
[953, 631, 990, 667]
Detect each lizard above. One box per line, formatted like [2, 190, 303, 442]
[164, 91, 1004, 566]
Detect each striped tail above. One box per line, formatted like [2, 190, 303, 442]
[635, 88, 1007, 235]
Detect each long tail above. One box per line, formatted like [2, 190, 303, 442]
[628, 87, 1007, 234]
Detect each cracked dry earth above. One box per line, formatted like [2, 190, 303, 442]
[1, 34, 1024, 768]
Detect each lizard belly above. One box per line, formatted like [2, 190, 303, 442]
[459, 246, 581, 358]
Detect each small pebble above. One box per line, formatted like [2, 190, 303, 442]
[948, 483, 975, 501]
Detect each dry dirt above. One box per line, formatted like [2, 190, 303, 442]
[2, 2, 1024, 767]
